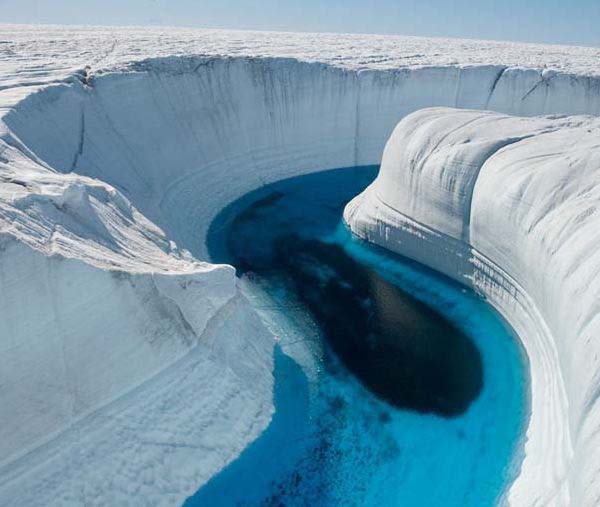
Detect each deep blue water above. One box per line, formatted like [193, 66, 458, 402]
[185, 167, 528, 507]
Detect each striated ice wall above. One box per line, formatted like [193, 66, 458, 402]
[345, 108, 600, 506]
[2, 40, 600, 504]
[8, 57, 600, 257]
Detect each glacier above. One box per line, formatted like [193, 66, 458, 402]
[1, 23, 600, 506]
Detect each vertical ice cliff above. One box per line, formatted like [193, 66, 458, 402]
[345, 108, 600, 507]
[2, 26, 600, 504]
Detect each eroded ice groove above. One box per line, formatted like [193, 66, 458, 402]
[0, 28, 600, 505]
[345, 108, 600, 507]
[188, 167, 525, 507]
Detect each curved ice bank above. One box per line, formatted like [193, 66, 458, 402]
[345, 108, 600, 506]
[1, 51, 600, 505]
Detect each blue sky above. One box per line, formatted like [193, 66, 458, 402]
[2, 0, 599, 47]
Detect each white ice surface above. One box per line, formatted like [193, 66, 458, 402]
[1, 24, 600, 506]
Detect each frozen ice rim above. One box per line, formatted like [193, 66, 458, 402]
[1, 26, 600, 506]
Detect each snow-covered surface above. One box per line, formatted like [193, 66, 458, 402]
[2, 23, 600, 91]
[1, 23, 600, 505]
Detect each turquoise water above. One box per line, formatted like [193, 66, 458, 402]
[186, 167, 528, 507]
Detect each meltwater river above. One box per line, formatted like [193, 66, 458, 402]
[186, 166, 528, 507]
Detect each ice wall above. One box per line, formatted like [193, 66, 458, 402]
[8, 58, 600, 256]
[345, 108, 600, 507]
[2, 55, 600, 505]
[0, 98, 277, 505]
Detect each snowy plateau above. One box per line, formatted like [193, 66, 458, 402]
[1, 23, 600, 507]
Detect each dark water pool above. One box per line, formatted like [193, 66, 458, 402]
[185, 166, 528, 507]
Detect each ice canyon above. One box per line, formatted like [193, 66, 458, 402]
[2, 24, 600, 506]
